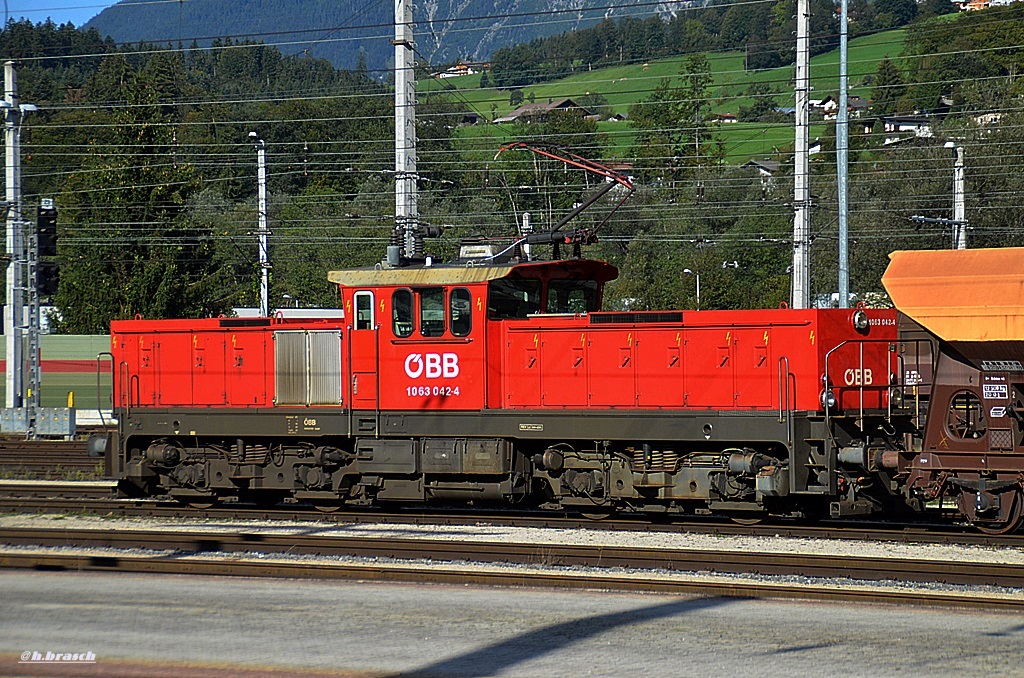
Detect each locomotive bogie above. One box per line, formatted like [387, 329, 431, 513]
[112, 408, 906, 522]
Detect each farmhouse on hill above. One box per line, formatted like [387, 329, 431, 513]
[493, 98, 592, 124]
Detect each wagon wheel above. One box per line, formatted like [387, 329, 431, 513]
[973, 491, 1024, 535]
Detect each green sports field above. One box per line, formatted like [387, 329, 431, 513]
[0, 336, 112, 409]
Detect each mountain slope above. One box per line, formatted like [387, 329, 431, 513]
[430, 27, 907, 164]
[84, 0, 689, 71]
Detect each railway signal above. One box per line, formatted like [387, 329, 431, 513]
[36, 200, 58, 300]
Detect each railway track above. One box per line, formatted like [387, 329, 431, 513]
[0, 481, 115, 499]
[0, 526, 1020, 612]
[1, 482, 1023, 548]
[0, 438, 103, 478]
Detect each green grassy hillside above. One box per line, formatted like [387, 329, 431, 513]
[424, 29, 906, 164]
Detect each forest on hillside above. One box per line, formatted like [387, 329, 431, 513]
[4, 5, 1024, 332]
[489, 0, 954, 87]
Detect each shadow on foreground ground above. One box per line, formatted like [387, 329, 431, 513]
[395, 595, 732, 678]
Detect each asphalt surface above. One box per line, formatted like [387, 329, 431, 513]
[1, 571, 1023, 677]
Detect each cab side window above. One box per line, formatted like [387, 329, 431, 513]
[392, 289, 413, 338]
[354, 291, 374, 330]
[488, 278, 542, 319]
[547, 279, 599, 314]
[419, 287, 445, 337]
[450, 288, 472, 337]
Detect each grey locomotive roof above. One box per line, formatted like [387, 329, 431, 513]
[327, 264, 517, 287]
[328, 259, 617, 288]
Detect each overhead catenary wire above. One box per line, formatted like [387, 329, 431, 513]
[6, 3, 1022, 289]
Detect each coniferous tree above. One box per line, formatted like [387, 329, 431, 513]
[873, 57, 907, 115]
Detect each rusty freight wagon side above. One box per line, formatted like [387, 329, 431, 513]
[883, 247, 1024, 533]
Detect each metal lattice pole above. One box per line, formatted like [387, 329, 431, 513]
[792, 0, 811, 309]
[837, 0, 850, 308]
[953, 146, 966, 250]
[250, 132, 270, 317]
[395, 0, 419, 259]
[5, 61, 23, 410]
[25, 214, 40, 423]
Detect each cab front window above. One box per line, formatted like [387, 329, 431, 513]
[392, 289, 413, 338]
[419, 287, 445, 337]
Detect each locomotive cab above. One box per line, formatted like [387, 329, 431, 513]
[328, 258, 618, 414]
[482, 259, 616, 319]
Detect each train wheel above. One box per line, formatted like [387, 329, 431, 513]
[171, 490, 218, 510]
[579, 506, 616, 521]
[973, 491, 1024, 535]
[730, 514, 767, 526]
[311, 500, 343, 513]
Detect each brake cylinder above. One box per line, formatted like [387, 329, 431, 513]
[144, 443, 181, 466]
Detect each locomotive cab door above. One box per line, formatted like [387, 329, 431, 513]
[349, 290, 379, 411]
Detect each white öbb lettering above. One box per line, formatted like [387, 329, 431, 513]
[404, 352, 460, 379]
[843, 368, 873, 386]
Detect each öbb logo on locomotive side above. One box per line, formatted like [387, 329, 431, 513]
[404, 352, 460, 379]
[843, 368, 873, 386]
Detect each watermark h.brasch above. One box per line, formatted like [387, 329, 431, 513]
[20, 650, 97, 663]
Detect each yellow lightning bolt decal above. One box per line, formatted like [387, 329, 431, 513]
[533, 334, 539, 347]
[628, 332, 633, 346]
[676, 332, 681, 346]
[810, 330, 815, 345]
[580, 333, 585, 345]
[763, 331, 769, 344]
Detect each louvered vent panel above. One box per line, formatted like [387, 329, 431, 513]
[274, 331, 308, 405]
[308, 330, 343, 405]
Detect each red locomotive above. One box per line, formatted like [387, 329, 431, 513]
[100, 142, 1024, 533]
[106, 240, 985, 527]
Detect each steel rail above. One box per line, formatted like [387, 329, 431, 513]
[1, 491, 1023, 548]
[0, 482, 115, 499]
[1, 526, 1023, 588]
[2, 532, 1024, 614]
[0, 439, 102, 478]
